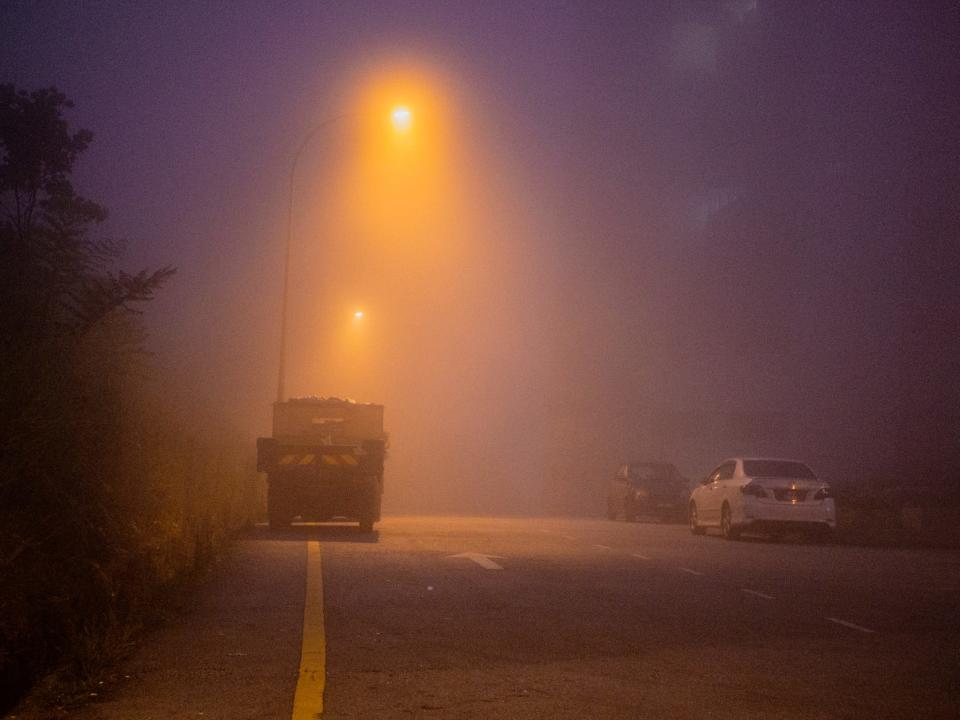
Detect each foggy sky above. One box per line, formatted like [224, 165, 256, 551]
[4, 1, 959, 513]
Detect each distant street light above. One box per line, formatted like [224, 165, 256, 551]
[276, 108, 409, 402]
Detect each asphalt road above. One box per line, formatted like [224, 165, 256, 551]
[22, 516, 960, 719]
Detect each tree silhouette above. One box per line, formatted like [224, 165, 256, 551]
[0, 84, 174, 426]
[0, 85, 179, 708]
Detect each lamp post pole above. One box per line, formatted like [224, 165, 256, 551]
[276, 106, 411, 403]
[276, 115, 348, 404]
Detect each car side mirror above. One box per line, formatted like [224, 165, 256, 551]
[700, 476, 712, 486]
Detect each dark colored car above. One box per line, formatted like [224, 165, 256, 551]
[607, 461, 688, 522]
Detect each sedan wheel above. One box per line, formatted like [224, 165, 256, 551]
[689, 503, 706, 535]
[720, 504, 740, 541]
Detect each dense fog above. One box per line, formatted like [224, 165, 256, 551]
[4, 1, 958, 515]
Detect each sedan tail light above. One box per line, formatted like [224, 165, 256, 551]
[741, 482, 767, 498]
[813, 486, 832, 500]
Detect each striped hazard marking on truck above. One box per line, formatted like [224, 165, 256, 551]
[279, 453, 358, 467]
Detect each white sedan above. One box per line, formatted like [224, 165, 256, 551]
[689, 457, 836, 540]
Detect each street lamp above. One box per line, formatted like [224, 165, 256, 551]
[276, 108, 410, 402]
[391, 105, 412, 132]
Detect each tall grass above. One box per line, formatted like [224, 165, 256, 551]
[0, 314, 258, 711]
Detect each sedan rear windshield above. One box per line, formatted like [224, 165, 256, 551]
[628, 464, 673, 481]
[742, 460, 816, 479]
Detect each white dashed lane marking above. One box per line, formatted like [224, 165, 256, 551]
[535, 534, 879, 639]
[827, 617, 875, 633]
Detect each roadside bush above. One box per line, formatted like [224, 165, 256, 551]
[834, 479, 960, 548]
[0, 314, 258, 711]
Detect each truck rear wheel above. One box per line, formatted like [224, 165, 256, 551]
[267, 484, 292, 530]
[358, 498, 378, 533]
[357, 476, 381, 533]
[268, 507, 291, 531]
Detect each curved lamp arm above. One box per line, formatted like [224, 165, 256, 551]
[276, 114, 352, 403]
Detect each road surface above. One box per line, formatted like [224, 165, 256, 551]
[16, 516, 960, 719]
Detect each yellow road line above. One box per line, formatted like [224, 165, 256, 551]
[292, 541, 325, 719]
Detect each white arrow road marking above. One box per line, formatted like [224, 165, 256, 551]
[827, 617, 875, 633]
[678, 567, 703, 576]
[446, 552, 505, 570]
[742, 589, 775, 600]
[631, 553, 650, 560]
[594, 544, 612, 550]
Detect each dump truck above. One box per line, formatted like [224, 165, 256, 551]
[256, 397, 387, 532]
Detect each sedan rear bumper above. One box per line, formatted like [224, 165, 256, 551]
[741, 498, 836, 528]
[742, 519, 836, 534]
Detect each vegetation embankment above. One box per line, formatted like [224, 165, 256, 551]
[0, 85, 258, 713]
[835, 483, 960, 549]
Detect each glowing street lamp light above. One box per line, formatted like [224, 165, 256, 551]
[391, 105, 412, 132]
[353, 310, 365, 320]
